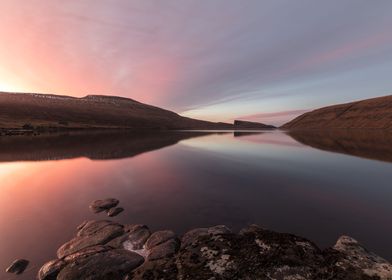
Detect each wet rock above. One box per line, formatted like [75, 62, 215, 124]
[39, 221, 392, 280]
[131, 257, 178, 280]
[121, 224, 151, 250]
[107, 207, 124, 217]
[37, 259, 66, 280]
[333, 235, 392, 279]
[57, 249, 144, 280]
[89, 198, 119, 213]
[5, 259, 29, 274]
[145, 230, 176, 250]
[147, 239, 180, 261]
[177, 228, 237, 279]
[77, 220, 89, 231]
[181, 228, 208, 248]
[57, 221, 124, 258]
[178, 225, 330, 279]
[207, 225, 231, 235]
[77, 220, 121, 237]
[181, 225, 231, 248]
[239, 223, 265, 235]
[63, 245, 112, 262]
[106, 234, 131, 249]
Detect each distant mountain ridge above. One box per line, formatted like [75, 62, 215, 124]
[281, 95, 392, 130]
[234, 120, 276, 129]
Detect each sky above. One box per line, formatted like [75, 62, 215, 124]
[0, 0, 391, 125]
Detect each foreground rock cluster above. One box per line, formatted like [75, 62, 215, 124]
[37, 220, 392, 280]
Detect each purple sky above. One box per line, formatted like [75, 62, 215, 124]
[0, 0, 391, 125]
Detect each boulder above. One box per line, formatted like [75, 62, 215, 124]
[57, 222, 124, 258]
[89, 198, 119, 213]
[77, 220, 121, 237]
[181, 225, 231, 248]
[5, 259, 29, 274]
[145, 230, 176, 250]
[37, 259, 66, 280]
[63, 245, 112, 262]
[332, 235, 392, 279]
[106, 224, 152, 250]
[147, 239, 180, 261]
[107, 207, 124, 217]
[57, 249, 144, 280]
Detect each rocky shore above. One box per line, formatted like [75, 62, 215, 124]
[36, 220, 392, 280]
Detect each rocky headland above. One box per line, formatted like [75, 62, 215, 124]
[281, 95, 392, 130]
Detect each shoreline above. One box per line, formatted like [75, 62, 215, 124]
[34, 219, 392, 280]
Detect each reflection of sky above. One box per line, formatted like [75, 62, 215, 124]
[1, 1, 392, 125]
[1, 132, 392, 279]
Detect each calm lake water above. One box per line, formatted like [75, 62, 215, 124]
[1, 130, 392, 279]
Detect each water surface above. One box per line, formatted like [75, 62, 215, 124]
[1, 130, 391, 279]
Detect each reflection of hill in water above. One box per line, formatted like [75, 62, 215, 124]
[0, 131, 213, 162]
[288, 129, 392, 163]
[233, 131, 264, 137]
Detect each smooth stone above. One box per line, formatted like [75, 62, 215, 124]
[207, 225, 231, 235]
[123, 224, 151, 250]
[333, 235, 392, 279]
[37, 259, 66, 280]
[106, 234, 131, 249]
[147, 239, 180, 261]
[106, 225, 151, 250]
[181, 228, 208, 248]
[5, 259, 29, 274]
[57, 249, 144, 280]
[77, 220, 121, 237]
[57, 223, 124, 258]
[107, 207, 124, 217]
[145, 230, 176, 250]
[239, 224, 265, 235]
[63, 245, 112, 262]
[89, 198, 119, 213]
[76, 220, 88, 231]
[181, 225, 231, 248]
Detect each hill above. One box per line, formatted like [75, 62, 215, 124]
[281, 95, 392, 130]
[0, 92, 233, 130]
[234, 120, 276, 129]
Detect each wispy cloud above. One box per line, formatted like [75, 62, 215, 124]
[0, 0, 391, 121]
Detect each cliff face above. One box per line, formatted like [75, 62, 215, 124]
[234, 120, 276, 129]
[0, 92, 233, 130]
[281, 95, 392, 130]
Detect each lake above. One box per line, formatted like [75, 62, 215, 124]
[1, 130, 392, 279]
